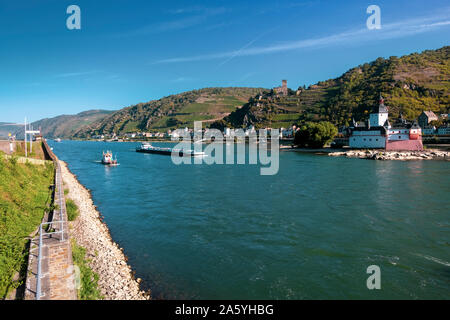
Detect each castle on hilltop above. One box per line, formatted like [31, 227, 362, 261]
[274, 80, 288, 96]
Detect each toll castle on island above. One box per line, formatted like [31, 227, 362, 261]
[349, 95, 423, 151]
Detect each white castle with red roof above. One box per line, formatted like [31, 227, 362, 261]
[349, 95, 423, 151]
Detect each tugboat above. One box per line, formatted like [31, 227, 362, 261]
[101, 151, 119, 166]
[136, 143, 205, 157]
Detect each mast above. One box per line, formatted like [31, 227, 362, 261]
[30, 125, 33, 153]
[24, 117, 27, 158]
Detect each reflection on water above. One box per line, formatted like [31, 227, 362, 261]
[406, 160, 425, 176]
[51, 141, 450, 299]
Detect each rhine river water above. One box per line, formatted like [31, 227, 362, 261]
[51, 140, 449, 299]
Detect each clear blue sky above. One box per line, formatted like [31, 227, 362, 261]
[1, 0, 449, 123]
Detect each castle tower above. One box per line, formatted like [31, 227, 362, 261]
[274, 80, 288, 96]
[369, 94, 389, 127]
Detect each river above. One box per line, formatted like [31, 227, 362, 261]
[51, 140, 450, 299]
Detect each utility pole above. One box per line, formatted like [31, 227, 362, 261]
[24, 118, 40, 157]
[30, 125, 33, 153]
[25, 117, 27, 158]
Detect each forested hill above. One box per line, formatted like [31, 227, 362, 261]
[17, 110, 114, 139]
[74, 87, 263, 137]
[212, 46, 449, 130]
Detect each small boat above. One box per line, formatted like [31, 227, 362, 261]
[136, 143, 205, 157]
[101, 150, 119, 165]
[55, 138, 62, 142]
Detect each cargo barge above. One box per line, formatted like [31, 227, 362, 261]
[136, 143, 205, 157]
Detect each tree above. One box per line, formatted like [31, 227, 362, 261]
[294, 121, 338, 148]
[166, 117, 183, 127]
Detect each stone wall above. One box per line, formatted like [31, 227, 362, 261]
[385, 139, 423, 151]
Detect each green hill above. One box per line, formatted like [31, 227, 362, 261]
[75, 87, 263, 137]
[21, 110, 113, 139]
[212, 46, 449, 130]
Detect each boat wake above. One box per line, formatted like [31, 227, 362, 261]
[415, 254, 450, 267]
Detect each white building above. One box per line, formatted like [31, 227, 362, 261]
[349, 95, 423, 150]
[224, 128, 231, 137]
[245, 125, 256, 137]
[349, 95, 389, 149]
[349, 128, 386, 149]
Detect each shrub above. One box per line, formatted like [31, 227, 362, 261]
[9, 155, 18, 166]
[66, 199, 79, 221]
[71, 239, 103, 300]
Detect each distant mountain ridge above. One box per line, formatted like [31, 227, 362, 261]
[14, 110, 114, 139]
[0, 123, 22, 139]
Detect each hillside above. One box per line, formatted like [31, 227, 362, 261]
[0, 123, 22, 139]
[74, 87, 263, 137]
[212, 46, 449, 130]
[20, 110, 113, 139]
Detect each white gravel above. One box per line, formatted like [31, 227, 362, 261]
[60, 161, 150, 300]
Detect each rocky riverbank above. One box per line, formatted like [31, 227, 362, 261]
[329, 149, 450, 160]
[60, 161, 150, 300]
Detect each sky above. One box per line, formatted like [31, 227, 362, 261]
[0, 0, 449, 123]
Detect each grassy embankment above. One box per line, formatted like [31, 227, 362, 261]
[65, 188, 102, 300]
[14, 142, 46, 160]
[0, 143, 102, 299]
[0, 152, 54, 299]
[71, 239, 103, 300]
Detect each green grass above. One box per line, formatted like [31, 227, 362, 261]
[181, 98, 243, 114]
[14, 142, 46, 160]
[0, 152, 54, 298]
[270, 113, 302, 122]
[181, 103, 213, 113]
[66, 199, 79, 221]
[121, 121, 139, 133]
[71, 239, 103, 300]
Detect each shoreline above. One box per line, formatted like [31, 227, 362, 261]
[60, 161, 150, 300]
[328, 149, 450, 160]
[280, 146, 450, 160]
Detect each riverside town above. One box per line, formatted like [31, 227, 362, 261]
[0, 1, 448, 317]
